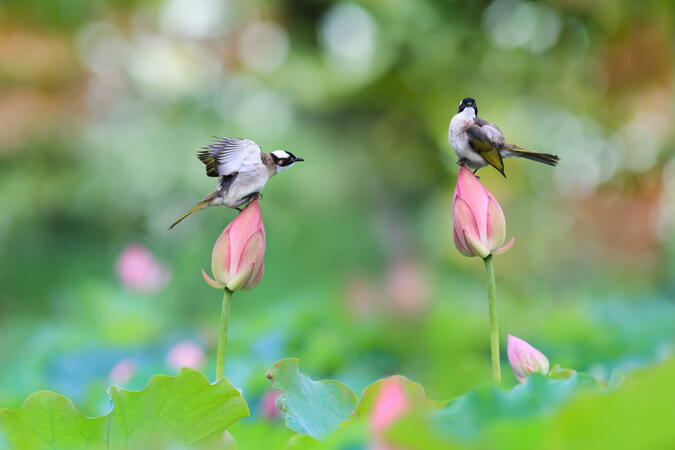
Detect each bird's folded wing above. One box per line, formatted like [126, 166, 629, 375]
[473, 118, 505, 145]
[197, 137, 262, 177]
[466, 125, 505, 176]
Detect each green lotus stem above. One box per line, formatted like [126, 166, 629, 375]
[215, 288, 232, 380]
[483, 255, 501, 384]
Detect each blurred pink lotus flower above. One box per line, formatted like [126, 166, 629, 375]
[260, 390, 281, 421]
[507, 334, 550, 383]
[452, 166, 514, 258]
[116, 244, 170, 293]
[109, 358, 136, 385]
[202, 199, 266, 291]
[345, 277, 379, 318]
[371, 378, 409, 450]
[384, 258, 430, 316]
[166, 340, 206, 371]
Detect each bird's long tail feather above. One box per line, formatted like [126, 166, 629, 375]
[168, 199, 210, 230]
[509, 147, 560, 166]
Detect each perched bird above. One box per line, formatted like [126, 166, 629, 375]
[169, 137, 303, 229]
[449, 97, 559, 177]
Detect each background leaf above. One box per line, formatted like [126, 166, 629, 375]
[0, 368, 249, 449]
[433, 373, 598, 441]
[0, 392, 104, 450]
[544, 359, 675, 449]
[438, 358, 675, 450]
[285, 421, 369, 450]
[227, 421, 294, 450]
[266, 358, 357, 440]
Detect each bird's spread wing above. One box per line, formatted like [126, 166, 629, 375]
[197, 137, 262, 177]
[467, 119, 506, 176]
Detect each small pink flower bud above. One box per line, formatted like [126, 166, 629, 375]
[260, 390, 281, 421]
[109, 359, 136, 385]
[452, 166, 514, 258]
[384, 258, 430, 317]
[116, 244, 170, 293]
[371, 378, 409, 434]
[371, 378, 409, 450]
[165, 340, 206, 371]
[507, 334, 550, 383]
[345, 277, 378, 318]
[202, 199, 266, 291]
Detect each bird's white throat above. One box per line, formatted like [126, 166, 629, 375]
[459, 107, 476, 119]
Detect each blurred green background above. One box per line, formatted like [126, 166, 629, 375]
[0, 0, 673, 437]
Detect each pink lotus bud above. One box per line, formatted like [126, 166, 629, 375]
[109, 359, 136, 385]
[165, 339, 206, 371]
[371, 378, 409, 450]
[384, 258, 430, 317]
[116, 244, 170, 294]
[452, 166, 514, 258]
[345, 277, 379, 319]
[260, 390, 281, 421]
[507, 335, 550, 383]
[202, 199, 266, 291]
[371, 378, 409, 434]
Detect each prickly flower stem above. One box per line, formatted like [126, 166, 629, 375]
[215, 288, 233, 381]
[483, 255, 501, 384]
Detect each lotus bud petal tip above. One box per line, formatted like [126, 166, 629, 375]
[507, 334, 550, 383]
[452, 166, 514, 258]
[202, 200, 266, 292]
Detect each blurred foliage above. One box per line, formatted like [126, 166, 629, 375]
[261, 358, 675, 449]
[0, 0, 673, 447]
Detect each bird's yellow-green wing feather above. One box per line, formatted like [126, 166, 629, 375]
[466, 126, 505, 177]
[197, 151, 219, 177]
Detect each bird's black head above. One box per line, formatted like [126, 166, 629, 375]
[271, 150, 304, 171]
[458, 97, 478, 115]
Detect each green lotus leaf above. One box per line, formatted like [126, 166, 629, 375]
[266, 358, 357, 440]
[433, 372, 598, 441]
[0, 368, 249, 449]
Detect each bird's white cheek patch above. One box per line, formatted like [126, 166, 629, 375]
[275, 163, 294, 173]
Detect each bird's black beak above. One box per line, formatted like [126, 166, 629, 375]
[294, 157, 305, 162]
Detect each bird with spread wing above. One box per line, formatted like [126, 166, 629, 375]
[169, 137, 303, 229]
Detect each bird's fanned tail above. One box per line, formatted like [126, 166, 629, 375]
[508, 147, 560, 166]
[168, 199, 211, 229]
